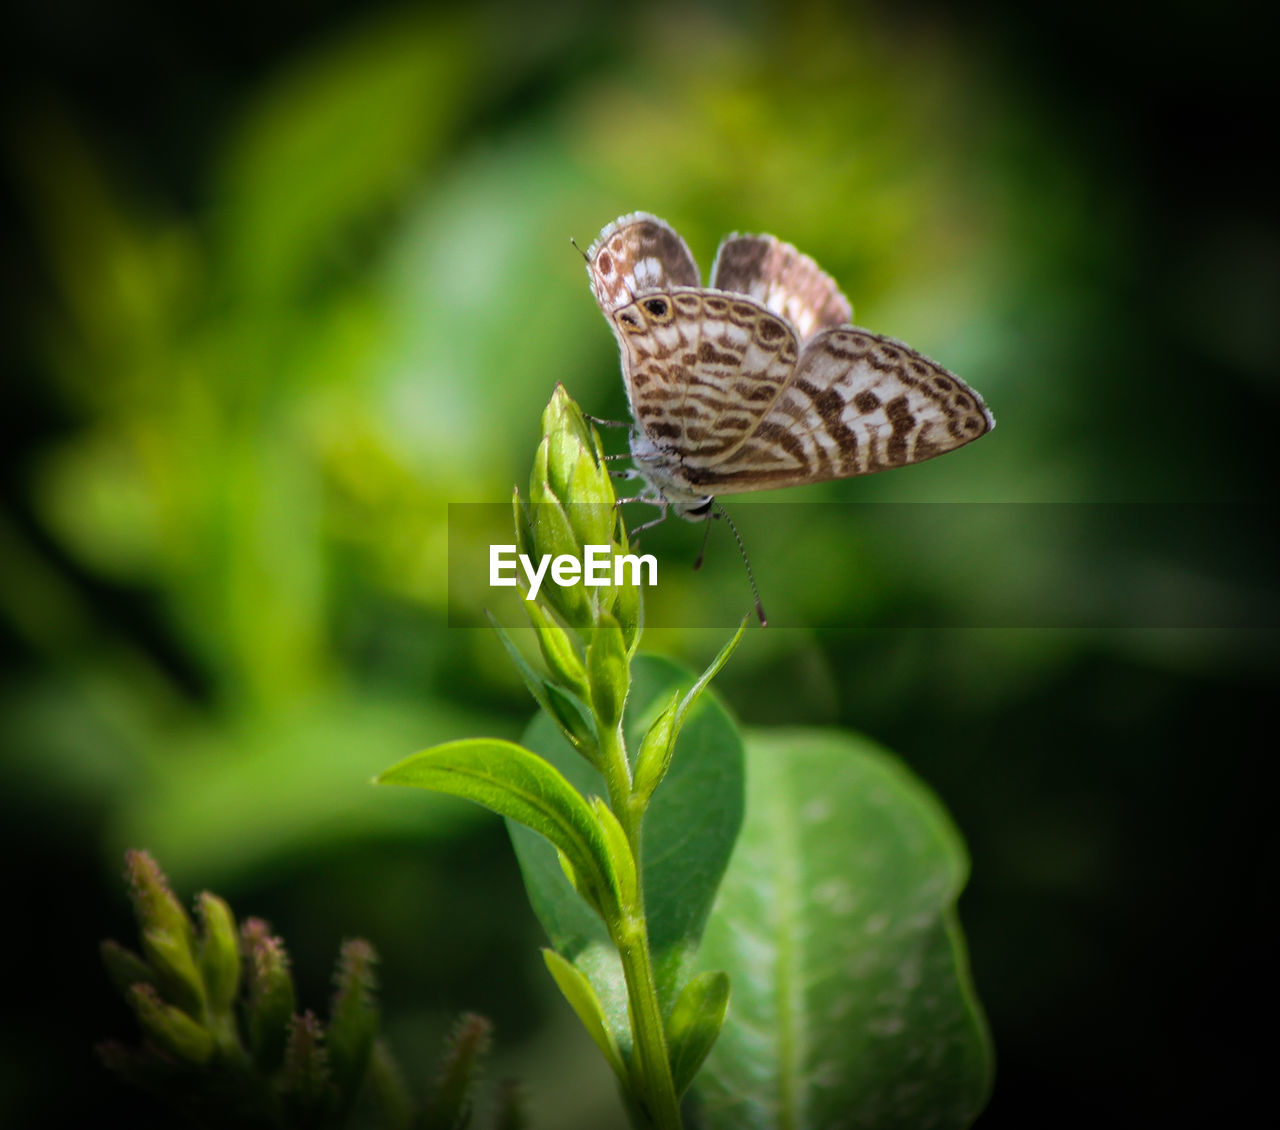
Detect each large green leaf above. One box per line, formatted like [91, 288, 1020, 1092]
[689, 730, 992, 1130]
[508, 654, 745, 1051]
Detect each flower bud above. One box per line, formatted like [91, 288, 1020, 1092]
[423, 1013, 492, 1130]
[587, 611, 629, 732]
[128, 983, 215, 1065]
[196, 892, 240, 1015]
[243, 920, 296, 1072]
[527, 387, 626, 630]
[328, 939, 379, 1115]
[124, 851, 204, 1015]
[526, 601, 589, 698]
[633, 690, 679, 808]
[280, 1011, 335, 1121]
[100, 939, 158, 997]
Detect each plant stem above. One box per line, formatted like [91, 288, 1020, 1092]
[598, 720, 682, 1130]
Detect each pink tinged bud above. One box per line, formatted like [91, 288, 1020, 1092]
[243, 925, 296, 1072]
[280, 1011, 336, 1122]
[122, 850, 205, 1016]
[424, 1013, 493, 1129]
[123, 850, 193, 945]
[328, 939, 380, 1116]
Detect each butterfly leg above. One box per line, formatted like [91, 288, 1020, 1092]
[616, 493, 669, 538]
[584, 413, 633, 429]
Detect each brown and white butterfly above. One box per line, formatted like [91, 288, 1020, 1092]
[584, 212, 994, 523]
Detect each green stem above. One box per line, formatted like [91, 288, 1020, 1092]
[598, 721, 682, 1130]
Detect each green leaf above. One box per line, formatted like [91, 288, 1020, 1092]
[507, 654, 744, 1052]
[378, 739, 616, 917]
[689, 730, 993, 1130]
[667, 970, 729, 1098]
[542, 948, 628, 1085]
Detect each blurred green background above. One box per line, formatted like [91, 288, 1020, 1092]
[2, 0, 1273, 1126]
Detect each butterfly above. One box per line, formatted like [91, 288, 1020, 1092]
[584, 212, 994, 523]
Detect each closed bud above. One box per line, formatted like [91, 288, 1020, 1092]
[328, 939, 379, 1116]
[526, 601, 588, 698]
[124, 851, 203, 1014]
[613, 564, 644, 654]
[196, 892, 240, 1015]
[527, 495, 594, 629]
[243, 921, 296, 1072]
[128, 983, 215, 1065]
[587, 611, 629, 732]
[100, 939, 158, 998]
[423, 1013, 493, 1130]
[633, 691, 680, 808]
[123, 850, 192, 946]
[590, 796, 637, 911]
[543, 681, 598, 761]
[141, 925, 205, 1019]
[280, 1011, 335, 1122]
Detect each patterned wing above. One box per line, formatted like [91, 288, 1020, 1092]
[611, 288, 800, 471]
[683, 327, 995, 495]
[710, 234, 852, 342]
[586, 213, 700, 314]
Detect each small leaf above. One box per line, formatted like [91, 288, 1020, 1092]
[378, 740, 616, 917]
[542, 948, 627, 1084]
[666, 970, 729, 1098]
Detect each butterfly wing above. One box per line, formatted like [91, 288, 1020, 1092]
[611, 289, 800, 471]
[684, 327, 995, 494]
[711, 234, 853, 342]
[586, 213, 700, 314]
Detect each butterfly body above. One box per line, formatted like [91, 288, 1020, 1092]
[585, 213, 993, 521]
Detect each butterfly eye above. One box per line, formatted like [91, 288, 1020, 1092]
[643, 298, 668, 317]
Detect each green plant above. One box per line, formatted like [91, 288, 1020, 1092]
[100, 849, 520, 1129]
[377, 389, 993, 1129]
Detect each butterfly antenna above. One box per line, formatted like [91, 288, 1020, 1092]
[693, 509, 713, 572]
[569, 236, 589, 263]
[713, 501, 767, 627]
